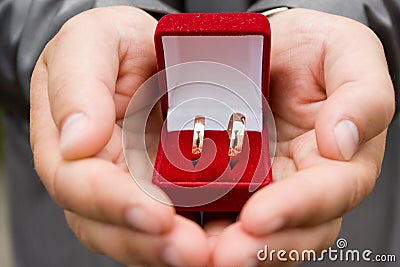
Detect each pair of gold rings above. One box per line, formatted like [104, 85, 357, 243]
[191, 113, 246, 160]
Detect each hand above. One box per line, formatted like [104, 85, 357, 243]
[30, 6, 395, 267]
[210, 9, 395, 266]
[30, 7, 209, 267]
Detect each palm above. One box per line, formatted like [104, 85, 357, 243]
[270, 31, 327, 182]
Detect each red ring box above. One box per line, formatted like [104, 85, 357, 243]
[152, 13, 272, 211]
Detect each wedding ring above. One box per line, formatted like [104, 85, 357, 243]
[228, 113, 246, 157]
[192, 115, 205, 159]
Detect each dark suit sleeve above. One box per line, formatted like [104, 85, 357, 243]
[0, 0, 177, 119]
[249, 0, 400, 107]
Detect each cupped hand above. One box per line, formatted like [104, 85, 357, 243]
[30, 6, 395, 267]
[30, 6, 209, 267]
[210, 9, 395, 267]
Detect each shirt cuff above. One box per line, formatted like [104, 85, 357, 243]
[260, 6, 290, 17]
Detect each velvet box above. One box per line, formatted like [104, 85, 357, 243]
[152, 13, 272, 211]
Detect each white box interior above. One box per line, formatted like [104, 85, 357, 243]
[162, 35, 264, 132]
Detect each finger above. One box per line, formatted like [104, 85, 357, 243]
[212, 219, 341, 267]
[203, 212, 237, 252]
[204, 212, 237, 236]
[57, 157, 175, 235]
[66, 212, 209, 267]
[43, 7, 157, 160]
[177, 211, 202, 225]
[240, 132, 384, 236]
[313, 11, 395, 160]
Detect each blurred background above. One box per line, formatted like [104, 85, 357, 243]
[0, 111, 14, 267]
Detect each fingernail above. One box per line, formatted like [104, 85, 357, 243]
[60, 113, 88, 151]
[334, 120, 359, 161]
[125, 207, 162, 234]
[162, 246, 185, 267]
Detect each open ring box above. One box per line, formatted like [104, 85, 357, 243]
[152, 13, 273, 211]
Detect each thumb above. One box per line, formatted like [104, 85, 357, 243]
[316, 21, 395, 161]
[316, 78, 394, 161]
[42, 7, 157, 160]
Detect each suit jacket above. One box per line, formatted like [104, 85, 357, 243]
[0, 0, 399, 266]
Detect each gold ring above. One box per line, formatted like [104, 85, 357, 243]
[228, 113, 246, 157]
[192, 115, 205, 160]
